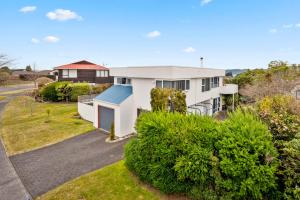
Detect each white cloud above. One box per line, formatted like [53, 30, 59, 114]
[296, 23, 300, 28]
[183, 47, 196, 53]
[283, 24, 293, 29]
[269, 28, 278, 34]
[201, 0, 213, 6]
[46, 9, 82, 21]
[44, 36, 60, 43]
[31, 38, 40, 44]
[20, 6, 37, 13]
[146, 30, 161, 38]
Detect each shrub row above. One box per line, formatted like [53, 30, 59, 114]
[40, 82, 111, 102]
[125, 110, 279, 199]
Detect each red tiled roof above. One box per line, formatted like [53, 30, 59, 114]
[54, 60, 108, 70]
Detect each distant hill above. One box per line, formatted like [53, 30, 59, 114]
[225, 69, 248, 77]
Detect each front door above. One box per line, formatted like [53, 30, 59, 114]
[98, 106, 114, 132]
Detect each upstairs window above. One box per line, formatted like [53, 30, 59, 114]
[211, 77, 220, 88]
[117, 77, 131, 85]
[96, 70, 109, 77]
[202, 78, 210, 92]
[156, 80, 190, 91]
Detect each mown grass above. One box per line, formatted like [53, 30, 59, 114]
[0, 96, 95, 155]
[37, 161, 162, 200]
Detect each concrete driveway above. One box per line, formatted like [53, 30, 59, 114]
[10, 130, 128, 198]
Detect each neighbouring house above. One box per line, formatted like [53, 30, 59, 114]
[78, 66, 238, 138]
[54, 60, 113, 84]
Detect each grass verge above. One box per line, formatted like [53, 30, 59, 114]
[0, 96, 95, 155]
[37, 161, 162, 200]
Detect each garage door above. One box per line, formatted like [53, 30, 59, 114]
[98, 106, 114, 132]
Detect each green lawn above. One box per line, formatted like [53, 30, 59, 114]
[0, 96, 6, 101]
[37, 161, 162, 200]
[0, 96, 95, 155]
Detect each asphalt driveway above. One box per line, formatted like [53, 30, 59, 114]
[10, 130, 128, 198]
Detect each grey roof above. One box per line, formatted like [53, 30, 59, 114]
[95, 85, 132, 105]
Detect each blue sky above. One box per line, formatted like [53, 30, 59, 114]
[1, 0, 300, 70]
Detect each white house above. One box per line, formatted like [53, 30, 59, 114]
[79, 66, 238, 138]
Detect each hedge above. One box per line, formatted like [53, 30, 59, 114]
[125, 110, 279, 199]
[40, 82, 92, 102]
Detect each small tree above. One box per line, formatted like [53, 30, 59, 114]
[150, 88, 187, 114]
[26, 65, 32, 71]
[110, 122, 115, 140]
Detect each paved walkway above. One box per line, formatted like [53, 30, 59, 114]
[10, 130, 128, 198]
[0, 85, 34, 200]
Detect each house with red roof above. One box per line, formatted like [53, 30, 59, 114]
[54, 60, 113, 84]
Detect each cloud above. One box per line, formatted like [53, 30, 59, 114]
[283, 24, 293, 29]
[201, 0, 213, 6]
[20, 6, 37, 13]
[46, 9, 82, 21]
[31, 38, 40, 44]
[183, 47, 196, 53]
[146, 30, 161, 38]
[269, 28, 278, 34]
[44, 36, 60, 43]
[296, 23, 300, 28]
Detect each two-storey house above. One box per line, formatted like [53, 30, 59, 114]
[79, 66, 238, 137]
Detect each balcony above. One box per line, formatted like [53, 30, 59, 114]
[220, 84, 238, 94]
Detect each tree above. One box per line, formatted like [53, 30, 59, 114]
[0, 54, 12, 68]
[0, 66, 11, 74]
[26, 65, 32, 71]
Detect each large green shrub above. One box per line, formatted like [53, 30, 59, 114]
[258, 95, 300, 199]
[70, 83, 91, 102]
[40, 82, 93, 102]
[125, 110, 278, 199]
[40, 82, 59, 101]
[216, 109, 278, 199]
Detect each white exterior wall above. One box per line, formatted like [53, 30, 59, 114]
[78, 102, 94, 122]
[93, 100, 121, 137]
[119, 95, 136, 137]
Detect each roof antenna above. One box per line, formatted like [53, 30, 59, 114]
[200, 57, 204, 68]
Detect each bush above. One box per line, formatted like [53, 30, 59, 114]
[0, 71, 10, 84]
[40, 82, 59, 101]
[70, 83, 91, 102]
[125, 110, 278, 199]
[257, 95, 300, 199]
[216, 109, 278, 199]
[150, 88, 187, 114]
[91, 83, 111, 94]
[36, 77, 53, 88]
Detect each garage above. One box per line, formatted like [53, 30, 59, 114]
[98, 106, 114, 132]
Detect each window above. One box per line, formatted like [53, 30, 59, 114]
[212, 77, 219, 88]
[213, 97, 221, 114]
[62, 69, 77, 78]
[296, 90, 300, 100]
[156, 80, 162, 88]
[155, 80, 190, 91]
[97, 70, 109, 77]
[117, 77, 131, 85]
[202, 78, 210, 92]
